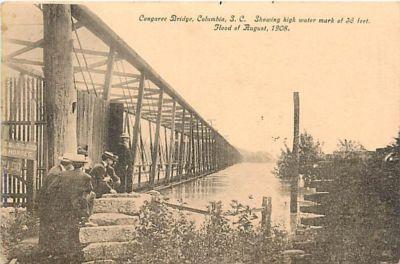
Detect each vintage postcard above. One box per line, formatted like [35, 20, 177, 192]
[1, 2, 399, 264]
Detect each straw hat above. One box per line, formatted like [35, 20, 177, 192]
[58, 153, 75, 163]
[69, 154, 88, 163]
[103, 151, 118, 162]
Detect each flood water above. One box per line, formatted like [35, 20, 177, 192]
[160, 162, 294, 228]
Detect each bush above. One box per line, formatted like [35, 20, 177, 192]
[0, 207, 39, 257]
[314, 151, 400, 263]
[128, 199, 289, 264]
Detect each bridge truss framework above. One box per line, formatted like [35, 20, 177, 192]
[1, 4, 241, 198]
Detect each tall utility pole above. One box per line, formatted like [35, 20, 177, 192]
[290, 92, 300, 213]
[43, 5, 77, 167]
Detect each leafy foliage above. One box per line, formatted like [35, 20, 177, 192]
[313, 153, 400, 263]
[127, 199, 289, 264]
[333, 139, 366, 159]
[274, 131, 324, 182]
[0, 208, 39, 256]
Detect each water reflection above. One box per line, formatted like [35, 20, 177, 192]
[161, 162, 293, 228]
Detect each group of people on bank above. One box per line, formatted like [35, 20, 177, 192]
[37, 133, 133, 262]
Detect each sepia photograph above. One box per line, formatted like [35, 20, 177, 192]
[1, 2, 399, 263]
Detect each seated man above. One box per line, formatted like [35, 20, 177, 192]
[90, 151, 121, 198]
[106, 154, 121, 191]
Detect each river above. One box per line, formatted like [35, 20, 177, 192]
[160, 162, 295, 229]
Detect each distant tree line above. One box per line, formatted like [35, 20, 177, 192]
[239, 149, 274, 163]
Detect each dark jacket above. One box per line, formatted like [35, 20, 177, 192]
[115, 143, 133, 191]
[115, 143, 133, 170]
[39, 169, 93, 255]
[50, 170, 93, 218]
[90, 162, 120, 197]
[106, 165, 121, 189]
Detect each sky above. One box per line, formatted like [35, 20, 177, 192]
[3, 2, 400, 156]
[86, 2, 400, 155]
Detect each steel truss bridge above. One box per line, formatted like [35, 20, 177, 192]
[1, 4, 241, 202]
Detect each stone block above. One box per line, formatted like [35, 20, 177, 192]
[102, 192, 141, 198]
[89, 213, 138, 226]
[93, 195, 151, 215]
[79, 225, 136, 244]
[83, 241, 137, 262]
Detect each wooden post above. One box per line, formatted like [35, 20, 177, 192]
[178, 109, 186, 176]
[131, 73, 145, 190]
[290, 92, 300, 214]
[43, 5, 77, 167]
[26, 87, 37, 212]
[261, 196, 272, 236]
[149, 89, 164, 186]
[102, 47, 116, 101]
[165, 100, 176, 182]
[26, 160, 36, 212]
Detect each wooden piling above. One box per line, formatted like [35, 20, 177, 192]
[261, 196, 272, 235]
[290, 92, 300, 214]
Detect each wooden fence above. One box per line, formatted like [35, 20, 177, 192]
[1, 77, 108, 208]
[1, 75, 47, 207]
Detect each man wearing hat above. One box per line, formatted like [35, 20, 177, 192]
[90, 151, 121, 198]
[40, 154, 95, 261]
[43, 153, 75, 188]
[38, 153, 75, 251]
[115, 133, 133, 193]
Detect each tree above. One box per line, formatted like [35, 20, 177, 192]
[274, 131, 324, 182]
[336, 139, 365, 152]
[334, 139, 366, 159]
